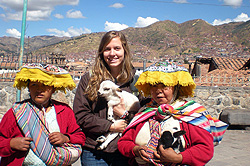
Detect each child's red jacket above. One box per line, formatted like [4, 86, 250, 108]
[0, 100, 85, 166]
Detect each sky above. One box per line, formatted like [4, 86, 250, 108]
[0, 0, 250, 38]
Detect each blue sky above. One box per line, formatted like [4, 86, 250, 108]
[0, 0, 250, 38]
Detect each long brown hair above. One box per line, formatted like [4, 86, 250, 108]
[85, 31, 133, 101]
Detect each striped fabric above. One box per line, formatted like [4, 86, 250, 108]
[125, 110, 156, 131]
[157, 101, 228, 145]
[146, 118, 163, 166]
[124, 100, 228, 166]
[12, 101, 82, 166]
[126, 100, 228, 145]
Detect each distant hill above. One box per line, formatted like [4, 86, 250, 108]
[0, 35, 70, 55]
[1, 19, 249, 62]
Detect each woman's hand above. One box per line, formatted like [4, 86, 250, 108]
[109, 119, 127, 132]
[49, 132, 69, 145]
[133, 145, 151, 163]
[153, 145, 183, 164]
[10, 137, 33, 151]
[113, 97, 126, 117]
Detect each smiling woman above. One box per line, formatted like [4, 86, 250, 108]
[73, 30, 142, 166]
[103, 36, 125, 78]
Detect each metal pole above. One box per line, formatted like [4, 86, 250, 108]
[143, 58, 146, 71]
[16, 0, 28, 102]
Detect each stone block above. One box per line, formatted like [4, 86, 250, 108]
[220, 109, 250, 125]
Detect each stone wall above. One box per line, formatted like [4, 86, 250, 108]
[188, 86, 250, 118]
[0, 82, 76, 121]
[1, 82, 250, 121]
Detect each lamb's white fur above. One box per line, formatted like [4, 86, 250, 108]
[96, 80, 140, 150]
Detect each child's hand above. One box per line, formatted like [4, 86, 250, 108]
[10, 137, 33, 151]
[49, 132, 69, 145]
[133, 145, 151, 163]
[153, 145, 183, 164]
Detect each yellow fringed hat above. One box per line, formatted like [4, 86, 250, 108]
[13, 63, 76, 92]
[135, 61, 196, 97]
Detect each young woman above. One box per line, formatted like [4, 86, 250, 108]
[73, 30, 140, 166]
[118, 61, 228, 166]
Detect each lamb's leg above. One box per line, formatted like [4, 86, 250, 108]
[96, 135, 107, 143]
[107, 106, 114, 121]
[97, 132, 119, 150]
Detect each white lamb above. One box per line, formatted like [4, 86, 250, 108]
[96, 80, 140, 150]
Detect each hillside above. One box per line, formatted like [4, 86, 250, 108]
[0, 35, 70, 55]
[1, 19, 249, 62]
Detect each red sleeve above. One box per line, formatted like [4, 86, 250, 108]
[118, 122, 146, 158]
[0, 108, 23, 157]
[56, 105, 86, 146]
[180, 122, 214, 166]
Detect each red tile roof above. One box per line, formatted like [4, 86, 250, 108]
[212, 57, 248, 71]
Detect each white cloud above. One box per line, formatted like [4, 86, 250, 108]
[104, 21, 129, 31]
[47, 26, 91, 37]
[0, 0, 79, 21]
[54, 13, 64, 19]
[5, 10, 52, 21]
[135, 17, 159, 28]
[67, 26, 91, 36]
[27, 10, 52, 21]
[109, 3, 124, 8]
[173, 0, 188, 3]
[212, 18, 232, 25]
[66, 9, 86, 19]
[47, 28, 69, 37]
[3, 12, 21, 21]
[212, 13, 250, 25]
[6, 28, 21, 38]
[223, 0, 242, 7]
[233, 13, 250, 22]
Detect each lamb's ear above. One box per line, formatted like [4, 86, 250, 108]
[112, 88, 121, 97]
[173, 130, 186, 138]
[116, 88, 122, 92]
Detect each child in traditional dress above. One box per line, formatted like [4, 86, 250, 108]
[0, 63, 85, 166]
[118, 61, 228, 166]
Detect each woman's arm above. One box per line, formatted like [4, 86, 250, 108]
[180, 122, 214, 166]
[118, 122, 146, 158]
[56, 104, 86, 146]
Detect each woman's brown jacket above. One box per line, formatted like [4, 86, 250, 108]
[73, 71, 141, 153]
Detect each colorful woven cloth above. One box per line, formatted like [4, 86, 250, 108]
[12, 101, 82, 166]
[146, 118, 163, 166]
[156, 101, 228, 145]
[135, 61, 196, 98]
[127, 100, 228, 145]
[13, 63, 76, 92]
[124, 100, 228, 165]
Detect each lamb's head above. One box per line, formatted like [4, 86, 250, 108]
[157, 130, 186, 153]
[98, 80, 121, 100]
